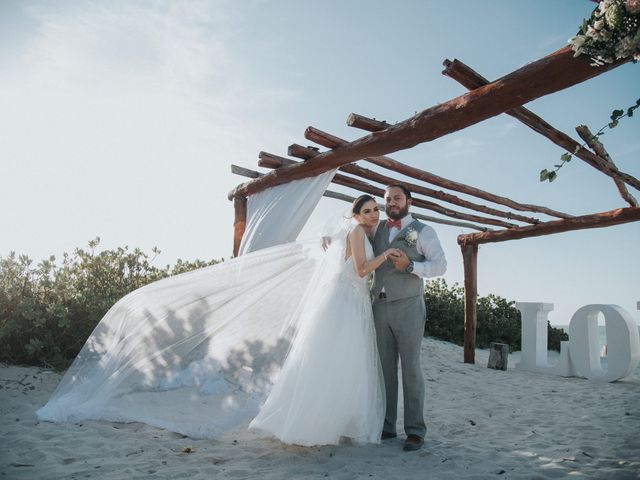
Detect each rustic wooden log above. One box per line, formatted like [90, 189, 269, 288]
[331, 171, 381, 194]
[487, 342, 509, 371]
[231, 164, 367, 206]
[462, 243, 478, 364]
[231, 164, 261, 178]
[575, 125, 638, 207]
[288, 143, 541, 224]
[348, 108, 640, 205]
[328, 197, 490, 231]
[257, 151, 296, 168]
[230, 164, 492, 231]
[405, 213, 489, 232]
[229, 45, 625, 201]
[233, 196, 247, 257]
[346, 113, 391, 131]
[287, 143, 318, 159]
[305, 126, 572, 219]
[441, 58, 640, 193]
[259, 151, 516, 228]
[458, 206, 640, 246]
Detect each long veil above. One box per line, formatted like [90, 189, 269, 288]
[37, 170, 356, 439]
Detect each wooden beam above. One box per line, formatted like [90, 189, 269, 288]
[462, 243, 478, 364]
[575, 125, 638, 207]
[230, 164, 492, 231]
[405, 213, 490, 232]
[458, 207, 640, 246]
[346, 113, 391, 131]
[305, 125, 572, 219]
[288, 143, 541, 224]
[441, 58, 640, 193]
[229, 46, 624, 201]
[320, 194, 491, 231]
[231, 164, 362, 204]
[231, 164, 260, 178]
[257, 151, 294, 169]
[258, 151, 516, 228]
[233, 196, 247, 257]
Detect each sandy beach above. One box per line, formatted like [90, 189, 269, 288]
[2, 337, 639, 480]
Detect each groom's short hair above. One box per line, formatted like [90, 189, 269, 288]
[386, 184, 412, 200]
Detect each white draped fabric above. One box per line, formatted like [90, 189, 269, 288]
[239, 170, 336, 254]
[37, 169, 345, 440]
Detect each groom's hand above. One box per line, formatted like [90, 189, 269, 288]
[321, 236, 332, 251]
[390, 249, 410, 270]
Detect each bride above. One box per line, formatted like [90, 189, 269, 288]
[37, 191, 399, 447]
[249, 194, 398, 445]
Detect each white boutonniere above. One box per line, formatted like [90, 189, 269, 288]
[403, 227, 418, 247]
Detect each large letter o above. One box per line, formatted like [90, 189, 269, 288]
[569, 304, 640, 382]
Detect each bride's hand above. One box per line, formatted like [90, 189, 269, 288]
[386, 248, 402, 259]
[384, 248, 400, 260]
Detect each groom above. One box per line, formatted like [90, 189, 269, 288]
[372, 184, 447, 452]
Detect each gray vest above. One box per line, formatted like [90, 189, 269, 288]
[372, 219, 426, 301]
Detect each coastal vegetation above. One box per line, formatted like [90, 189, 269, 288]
[1, 240, 566, 368]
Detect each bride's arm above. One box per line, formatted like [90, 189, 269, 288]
[349, 226, 394, 278]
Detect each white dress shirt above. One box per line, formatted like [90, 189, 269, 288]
[387, 214, 447, 278]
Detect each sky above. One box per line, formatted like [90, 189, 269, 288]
[1, 0, 638, 327]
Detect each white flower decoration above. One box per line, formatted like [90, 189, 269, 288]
[404, 227, 418, 247]
[570, 34, 588, 49]
[570, 0, 640, 65]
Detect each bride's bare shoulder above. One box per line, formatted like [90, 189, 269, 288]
[348, 224, 366, 240]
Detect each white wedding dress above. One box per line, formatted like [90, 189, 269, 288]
[249, 236, 384, 446]
[37, 226, 384, 445]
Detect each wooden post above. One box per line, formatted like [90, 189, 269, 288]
[487, 342, 509, 371]
[233, 196, 247, 257]
[461, 243, 478, 364]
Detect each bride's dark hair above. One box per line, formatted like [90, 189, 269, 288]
[352, 194, 376, 215]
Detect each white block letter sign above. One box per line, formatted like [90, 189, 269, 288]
[569, 304, 640, 382]
[515, 302, 575, 376]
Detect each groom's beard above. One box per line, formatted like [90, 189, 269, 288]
[386, 204, 409, 220]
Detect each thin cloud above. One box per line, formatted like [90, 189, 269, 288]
[0, 1, 298, 262]
[439, 137, 488, 158]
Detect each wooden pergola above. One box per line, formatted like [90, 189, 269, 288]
[228, 44, 640, 364]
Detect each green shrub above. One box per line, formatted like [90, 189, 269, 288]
[0, 238, 221, 369]
[1, 241, 570, 369]
[476, 293, 522, 350]
[422, 278, 465, 343]
[424, 278, 568, 352]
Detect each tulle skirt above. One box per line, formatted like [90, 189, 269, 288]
[36, 241, 319, 437]
[249, 258, 385, 446]
[36, 234, 384, 445]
